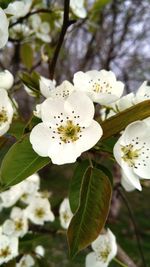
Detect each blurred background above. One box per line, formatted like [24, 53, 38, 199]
[0, 0, 150, 266]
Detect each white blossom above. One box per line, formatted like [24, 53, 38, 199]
[39, 76, 56, 98]
[25, 197, 55, 225]
[0, 234, 18, 264]
[73, 70, 124, 105]
[5, 0, 32, 18]
[134, 81, 150, 104]
[121, 170, 135, 192]
[35, 245, 45, 257]
[0, 70, 14, 90]
[0, 8, 9, 49]
[0, 89, 14, 136]
[86, 229, 117, 267]
[70, 0, 87, 18]
[2, 207, 28, 238]
[114, 120, 150, 191]
[59, 198, 73, 229]
[30, 92, 102, 165]
[16, 254, 35, 267]
[30, 14, 51, 43]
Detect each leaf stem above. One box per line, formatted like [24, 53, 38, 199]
[113, 257, 128, 267]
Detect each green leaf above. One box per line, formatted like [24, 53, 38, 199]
[69, 160, 90, 213]
[20, 43, 34, 70]
[94, 162, 113, 186]
[67, 167, 112, 258]
[19, 71, 40, 96]
[0, 135, 50, 190]
[100, 100, 150, 141]
[8, 120, 25, 139]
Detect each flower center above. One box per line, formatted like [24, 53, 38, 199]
[90, 79, 112, 94]
[0, 246, 11, 258]
[57, 120, 81, 143]
[35, 208, 45, 218]
[96, 245, 111, 263]
[0, 108, 8, 125]
[62, 211, 71, 223]
[121, 144, 140, 167]
[15, 219, 24, 231]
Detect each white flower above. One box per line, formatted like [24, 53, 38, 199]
[100, 93, 134, 120]
[0, 173, 40, 207]
[30, 14, 51, 43]
[86, 229, 117, 267]
[113, 120, 150, 191]
[70, 0, 87, 18]
[35, 245, 45, 257]
[40, 78, 75, 100]
[10, 24, 32, 39]
[30, 92, 102, 165]
[0, 234, 18, 264]
[18, 173, 40, 204]
[0, 89, 14, 136]
[39, 76, 56, 98]
[121, 170, 135, 192]
[73, 70, 124, 105]
[134, 81, 150, 104]
[0, 70, 14, 90]
[0, 8, 9, 49]
[59, 198, 73, 229]
[5, 0, 32, 18]
[16, 254, 35, 267]
[2, 207, 28, 238]
[25, 197, 55, 225]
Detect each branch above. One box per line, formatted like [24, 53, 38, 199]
[9, 8, 52, 28]
[117, 245, 138, 267]
[48, 0, 75, 79]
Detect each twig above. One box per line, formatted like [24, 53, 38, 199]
[117, 186, 147, 267]
[9, 8, 52, 28]
[117, 245, 138, 267]
[49, 0, 75, 79]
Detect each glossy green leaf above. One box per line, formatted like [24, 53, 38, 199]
[19, 71, 40, 96]
[100, 100, 150, 141]
[20, 43, 34, 70]
[69, 160, 90, 213]
[0, 135, 50, 190]
[8, 120, 25, 139]
[67, 167, 112, 258]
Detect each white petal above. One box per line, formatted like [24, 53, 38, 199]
[123, 121, 149, 143]
[0, 70, 14, 90]
[39, 76, 56, 98]
[64, 91, 94, 127]
[76, 120, 103, 152]
[30, 123, 52, 157]
[121, 163, 142, 191]
[0, 8, 9, 49]
[86, 252, 107, 267]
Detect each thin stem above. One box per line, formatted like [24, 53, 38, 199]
[49, 0, 75, 79]
[114, 257, 128, 267]
[117, 186, 147, 267]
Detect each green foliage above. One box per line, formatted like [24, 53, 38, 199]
[67, 167, 112, 258]
[0, 0, 13, 9]
[8, 119, 25, 139]
[19, 71, 40, 96]
[69, 160, 90, 213]
[20, 43, 34, 70]
[0, 135, 50, 190]
[100, 100, 150, 141]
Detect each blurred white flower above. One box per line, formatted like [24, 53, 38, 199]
[5, 0, 32, 18]
[0, 70, 14, 90]
[0, 8, 9, 49]
[134, 81, 150, 104]
[0, 89, 13, 136]
[35, 245, 45, 257]
[101, 93, 134, 120]
[70, 0, 87, 18]
[10, 24, 32, 39]
[73, 70, 124, 105]
[30, 14, 51, 43]
[0, 173, 40, 207]
[86, 229, 117, 267]
[39, 76, 56, 98]
[16, 254, 35, 267]
[25, 197, 55, 225]
[30, 92, 102, 165]
[114, 121, 150, 191]
[3, 207, 28, 238]
[0, 234, 18, 264]
[59, 198, 73, 229]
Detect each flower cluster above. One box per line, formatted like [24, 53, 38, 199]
[0, 173, 54, 265]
